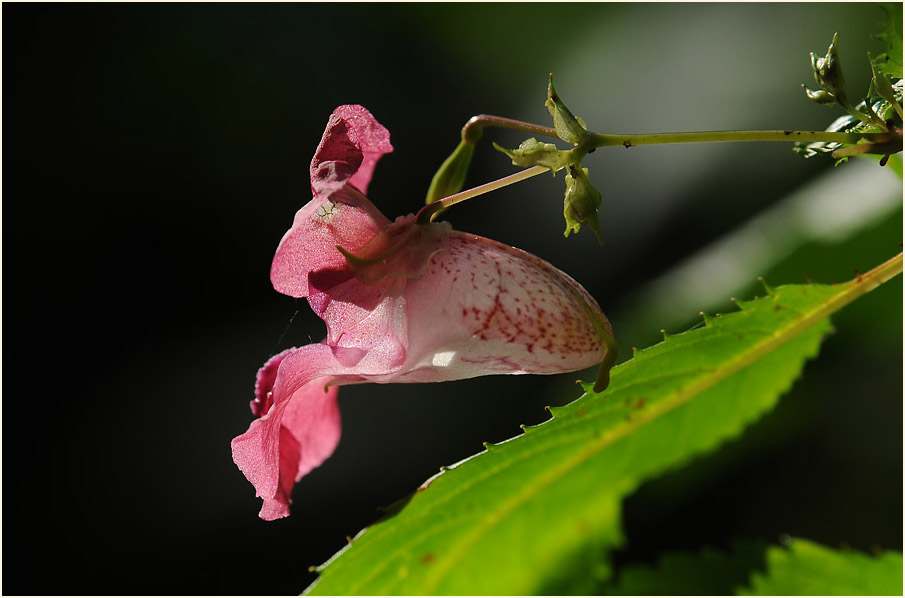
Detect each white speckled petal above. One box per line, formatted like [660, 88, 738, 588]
[397, 228, 613, 383]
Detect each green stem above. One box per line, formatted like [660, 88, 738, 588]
[462, 114, 557, 143]
[461, 113, 893, 148]
[417, 166, 549, 223]
[423, 117, 898, 224]
[588, 129, 891, 148]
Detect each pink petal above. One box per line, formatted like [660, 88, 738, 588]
[270, 105, 393, 299]
[231, 345, 342, 521]
[341, 216, 452, 284]
[310, 105, 393, 197]
[270, 186, 391, 298]
[306, 267, 410, 374]
[395, 228, 613, 382]
[280, 375, 341, 481]
[250, 348, 293, 417]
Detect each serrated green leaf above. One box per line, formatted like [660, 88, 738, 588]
[598, 541, 768, 595]
[598, 538, 903, 596]
[305, 255, 902, 596]
[739, 538, 903, 596]
[875, 3, 903, 79]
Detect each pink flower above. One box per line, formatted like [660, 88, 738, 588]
[231, 105, 616, 520]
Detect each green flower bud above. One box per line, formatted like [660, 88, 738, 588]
[802, 85, 836, 105]
[493, 138, 571, 173]
[810, 33, 847, 105]
[546, 74, 588, 145]
[870, 52, 901, 116]
[563, 165, 603, 246]
[425, 138, 476, 204]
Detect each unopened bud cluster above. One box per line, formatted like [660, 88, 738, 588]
[802, 33, 901, 130]
[797, 33, 902, 161]
[496, 74, 605, 245]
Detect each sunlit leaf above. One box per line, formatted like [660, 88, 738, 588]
[304, 255, 902, 595]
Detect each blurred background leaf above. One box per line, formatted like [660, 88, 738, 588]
[875, 2, 903, 78]
[599, 541, 769, 595]
[740, 538, 904, 596]
[3, 3, 900, 594]
[596, 537, 903, 596]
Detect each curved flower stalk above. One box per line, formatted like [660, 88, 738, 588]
[232, 105, 616, 520]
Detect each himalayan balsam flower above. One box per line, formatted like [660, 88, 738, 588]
[231, 105, 615, 520]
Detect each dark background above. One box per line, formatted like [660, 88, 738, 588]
[3, 3, 901, 595]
